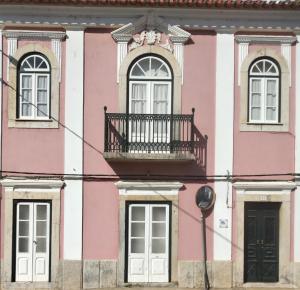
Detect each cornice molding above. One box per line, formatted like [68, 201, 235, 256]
[235, 35, 297, 44]
[0, 178, 64, 191]
[115, 180, 183, 195]
[3, 30, 66, 40]
[233, 181, 296, 191]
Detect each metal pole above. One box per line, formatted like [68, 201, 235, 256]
[201, 211, 210, 290]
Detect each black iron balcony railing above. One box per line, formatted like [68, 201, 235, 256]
[104, 107, 195, 155]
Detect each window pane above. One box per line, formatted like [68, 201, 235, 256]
[21, 89, 32, 103]
[36, 238, 46, 253]
[251, 79, 261, 93]
[131, 239, 144, 253]
[131, 223, 145, 237]
[22, 103, 32, 117]
[22, 75, 32, 89]
[152, 223, 166, 237]
[36, 205, 47, 220]
[131, 84, 147, 114]
[152, 207, 166, 221]
[139, 58, 150, 76]
[19, 221, 29, 236]
[266, 80, 277, 106]
[131, 64, 145, 77]
[19, 205, 29, 220]
[152, 239, 165, 254]
[37, 104, 48, 117]
[251, 94, 261, 107]
[36, 221, 47, 236]
[251, 108, 261, 121]
[266, 108, 277, 121]
[153, 84, 168, 114]
[131, 207, 145, 221]
[37, 76, 48, 89]
[19, 238, 29, 253]
[35, 56, 43, 69]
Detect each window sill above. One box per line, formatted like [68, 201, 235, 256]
[1, 281, 57, 289]
[240, 122, 288, 132]
[8, 118, 59, 129]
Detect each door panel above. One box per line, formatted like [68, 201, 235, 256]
[245, 203, 279, 283]
[15, 202, 50, 282]
[127, 204, 169, 283]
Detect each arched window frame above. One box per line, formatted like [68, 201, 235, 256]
[248, 57, 281, 124]
[127, 54, 173, 115]
[17, 53, 51, 120]
[239, 48, 290, 132]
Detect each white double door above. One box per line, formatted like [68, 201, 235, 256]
[15, 202, 50, 282]
[129, 81, 171, 144]
[128, 204, 169, 283]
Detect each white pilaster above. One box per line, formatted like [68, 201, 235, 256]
[238, 42, 249, 85]
[64, 28, 84, 260]
[172, 42, 184, 84]
[0, 29, 2, 174]
[7, 37, 17, 80]
[117, 41, 129, 82]
[51, 38, 62, 82]
[281, 43, 292, 86]
[294, 34, 300, 262]
[214, 32, 234, 261]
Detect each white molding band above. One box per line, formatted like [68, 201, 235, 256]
[233, 181, 296, 193]
[235, 35, 297, 44]
[0, 178, 64, 192]
[64, 29, 84, 261]
[238, 42, 249, 85]
[294, 34, 300, 262]
[214, 32, 234, 261]
[281, 43, 292, 86]
[115, 181, 183, 195]
[172, 42, 184, 84]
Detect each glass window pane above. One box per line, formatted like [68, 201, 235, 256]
[22, 103, 32, 117]
[131, 223, 145, 237]
[27, 56, 35, 68]
[19, 205, 29, 220]
[37, 104, 48, 117]
[37, 76, 48, 89]
[131, 207, 145, 221]
[152, 223, 166, 237]
[37, 90, 48, 104]
[265, 61, 272, 73]
[36, 205, 47, 220]
[152, 239, 165, 254]
[19, 238, 29, 253]
[153, 84, 168, 114]
[22, 75, 32, 89]
[138, 58, 150, 76]
[39, 61, 48, 69]
[251, 79, 261, 93]
[131, 239, 144, 253]
[35, 56, 42, 69]
[251, 108, 261, 121]
[36, 238, 46, 253]
[21, 89, 32, 103]
[131, 65, 145, 77]
[251, 94, 261, 107]
[19, 221, 29, 236]
[266, 108, 277, 121]
[36, 221, 47, 236]
[152, 207, 166, 221]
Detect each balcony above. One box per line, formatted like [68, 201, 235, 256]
[103, 107, 202, 162]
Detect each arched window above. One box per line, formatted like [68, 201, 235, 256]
[128, 55, 172, 115]
[18, 54, 51, 119]
[248, 58, 280, 123]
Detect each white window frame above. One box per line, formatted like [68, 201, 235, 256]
[248, 58, 280, 124]
[18, 54, 51, 120]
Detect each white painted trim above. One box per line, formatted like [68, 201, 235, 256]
[51, 38, 62, 82]
[3, 30, 66, 40]
[233, 181, 296, 191]
[64, 29, 84, 261]
[173, 43, 184, 84]
[7, 36, 17, 81]
[238, 42, 249, 86]
[281, 43, 292, 86]
[0, 178, 64, 192]
[214, 32, 234, 261]
[115, 181, 183, 196]
[0, 29, 2, 175]
[294, 35, 300, 262]
[235, 35, 297, 44]
[117, 41, 129, 83]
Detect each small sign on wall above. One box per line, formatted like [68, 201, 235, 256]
[219, 219, 228, 228]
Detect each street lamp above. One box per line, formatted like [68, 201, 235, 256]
[195, 186, 215, 290]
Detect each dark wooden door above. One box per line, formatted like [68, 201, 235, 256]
[244, 202, 279, 283]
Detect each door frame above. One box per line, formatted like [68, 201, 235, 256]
[244, 202, 280, 283]
[12, 200, 52, 282]
[233, 181, 295, 286]
[124, 201, 172, 283]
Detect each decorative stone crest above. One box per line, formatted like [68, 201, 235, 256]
[129, 30, 173, 52]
